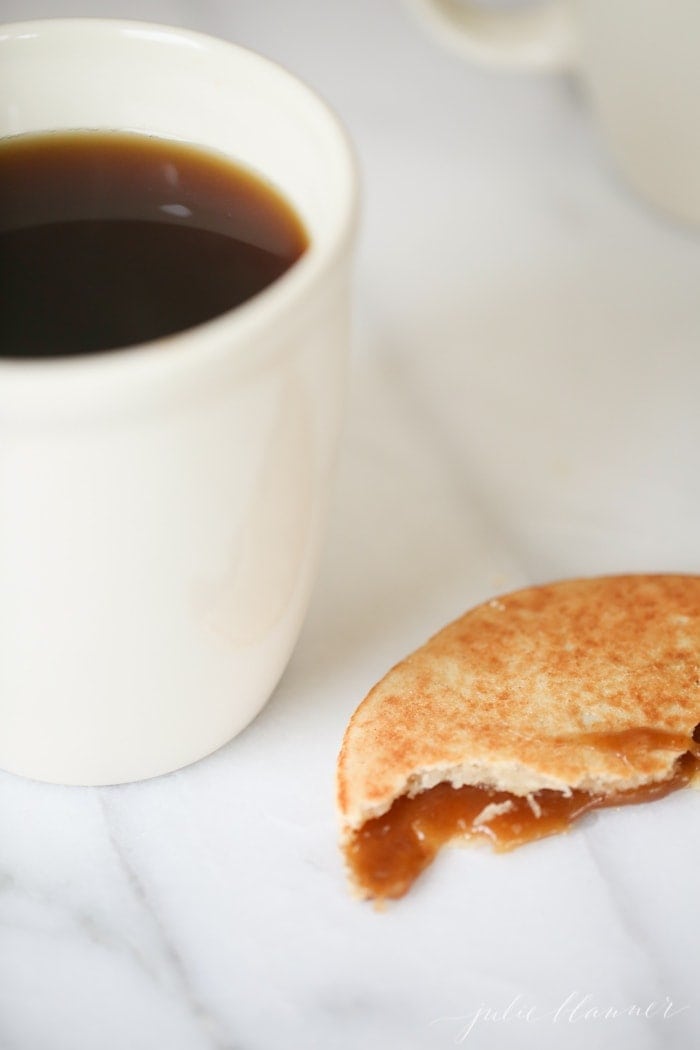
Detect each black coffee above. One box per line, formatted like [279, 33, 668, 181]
[0, 131, 308, 358]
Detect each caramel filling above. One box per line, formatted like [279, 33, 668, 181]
[347, 731, 700, 901]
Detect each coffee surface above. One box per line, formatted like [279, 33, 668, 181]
[0, 131, 308, 358]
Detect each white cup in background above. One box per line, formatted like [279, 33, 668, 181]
[408, 0, 700, 226]
[0, 20, 358, 785]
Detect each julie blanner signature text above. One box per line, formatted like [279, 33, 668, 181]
[432, 991, 690, 1042]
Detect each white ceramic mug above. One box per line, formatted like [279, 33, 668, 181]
[0, 19, 358, 785]
[409, 0, 700, 225]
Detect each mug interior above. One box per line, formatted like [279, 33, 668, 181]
[0, 19, 357, 411]
[0, 20, 353, 244]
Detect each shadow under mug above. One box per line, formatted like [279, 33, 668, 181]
[0, 19, 359, 785]
[409, 0, 700, 227]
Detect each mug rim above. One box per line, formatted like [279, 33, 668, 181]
[0, 18, 360, 409]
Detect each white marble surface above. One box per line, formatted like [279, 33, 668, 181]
[1, 1, 700, 1047]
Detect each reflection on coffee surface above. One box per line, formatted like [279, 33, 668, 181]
[0, 131, 308, 358]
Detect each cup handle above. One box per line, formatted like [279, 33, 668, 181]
[408, 0, 575, 72]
